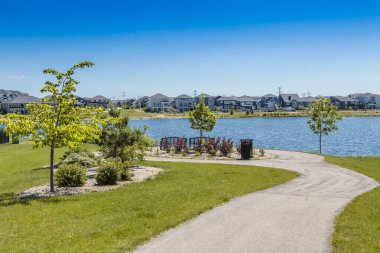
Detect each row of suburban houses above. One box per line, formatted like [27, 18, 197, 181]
[1, 89, 380, 114]
[133, 92, 380, 112]
[0, 89, 110, 114]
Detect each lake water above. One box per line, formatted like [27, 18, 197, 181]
[130, 117, 380, 157]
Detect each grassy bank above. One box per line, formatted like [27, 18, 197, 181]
[0, 143, 98, 194]
[324, 156, 380, 253]
[118, 108, 380, 119]
[0, 144, 297, 252]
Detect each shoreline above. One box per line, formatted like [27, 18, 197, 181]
[127, 111, 380, 120]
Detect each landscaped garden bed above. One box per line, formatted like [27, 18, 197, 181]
[18, 165, 162, 198]
[146, 136, 276, 160]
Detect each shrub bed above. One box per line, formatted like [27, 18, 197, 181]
[96, 162, 119, 185]
[55, 164, 87, 187]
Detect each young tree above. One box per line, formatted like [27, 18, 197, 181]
[0, 62, 105, 192]
[307, 97, 342, 154]
[189, 97, 216, 137]
[99, 113, 150, 165]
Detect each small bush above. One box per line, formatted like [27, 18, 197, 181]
[55, 164, 87, 187]
[259, 148, 265, 157]
[174, 138, 188, 154]
[220, 138, 234, 156]
[236, 144, 241, 154]
[116, 162, 133, 181]
[206, 137, 220, 156]
[194, 139, 207, 153]
[61, 146, 95, 160]
[96, 163, 118, 185]
[62, 153, 98, 168]
[161, 138, 171, 152]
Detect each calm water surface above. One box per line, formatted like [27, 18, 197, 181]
[130, 117, 380, 156]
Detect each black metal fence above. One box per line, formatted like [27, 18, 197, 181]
[188, 137, 215, 148]
[160, 137, 187, 150]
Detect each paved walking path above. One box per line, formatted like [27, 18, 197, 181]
[134, 151, 378, 253]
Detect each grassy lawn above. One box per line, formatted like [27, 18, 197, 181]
[324, 156, 380, 253]
[0, 143, 98, 194]
[0, 148, 297, 252]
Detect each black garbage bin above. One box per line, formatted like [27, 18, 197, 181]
[240, 139, 253, 160]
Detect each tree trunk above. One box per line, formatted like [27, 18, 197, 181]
[50, 146, 55, 192]
[319, 130, 322, 154]
[200, 129, 203, 137]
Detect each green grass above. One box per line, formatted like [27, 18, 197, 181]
[0, 143, 98, 194]
[0, 154, 297, 252]
[324, 156, 380, 253]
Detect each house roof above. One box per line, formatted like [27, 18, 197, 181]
[0, 89, 28, 96]
[262, 94, 277, 98]
[150, 93, 169, 99]
[91, 95, 109, 100]
[238, 96, 255, 102]
[331, 96, 358, 102]
[349, 93, 380, 98]
[195, 93, 212, 98]
[216, 96, 238, 101]
[297, 96, 316, 103]
[280, 94, 300, 102]
[175, 94, 193, 99]
[2, 95, 41, 104]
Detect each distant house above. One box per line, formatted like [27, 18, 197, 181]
[238, 96, 256, 111]
[0, 89, 28, 103]
[174, 94, 194, 112]
[260, 94, 278, 109]
[330, 96, 359, 110]
[215, 96, 238, 111]
[1, 95, 42, 114]
[293, 96, 316, 110]
[136, 96, 149, 108]
[84, 95, 110, 108]
[194, 93, 216, 110]
[41, 95, 84, 107]
[349, 93, 380, 109]
[279, 94, 300, 108]
[147, 93, 172, 112]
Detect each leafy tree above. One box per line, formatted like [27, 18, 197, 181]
[99, 114, 150, 165]
[189, 97, 216, 137]
[0, 62, 105, 192]
[108, 102, 121, 118]
[307, 97, 342, 154]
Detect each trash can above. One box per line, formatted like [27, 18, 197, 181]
[240, 139, 253, 160]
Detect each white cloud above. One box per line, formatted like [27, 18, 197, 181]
[7, 75, 28, 80]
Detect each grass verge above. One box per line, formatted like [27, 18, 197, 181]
[0, 143, 98, 194]
[324, 156, 380, 253]
[0, 159, 297, 252]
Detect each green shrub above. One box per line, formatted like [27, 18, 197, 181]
[96, 163, 118, 185]
[118, 163, 133, 181]
[259, 148, 265, 157]
[61, 146, 95, 160]
[61, 152, 98, 168]
[55, 164, 87, 187]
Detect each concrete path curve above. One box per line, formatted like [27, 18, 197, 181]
[134, 150, 378, 253]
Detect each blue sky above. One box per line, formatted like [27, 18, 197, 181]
[1, 0, 380, 98]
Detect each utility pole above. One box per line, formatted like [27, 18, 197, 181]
[122, 91, 126, 101]
[193, 90, 197, 97]
[278, 87, 282, 96]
